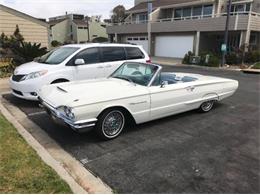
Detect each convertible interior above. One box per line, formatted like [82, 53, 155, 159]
[125, 72, 198, 86]
[152, 72, 198, 86]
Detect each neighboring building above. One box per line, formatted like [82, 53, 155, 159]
[49, 14, 108, 44]
[107, 0, 260, 58]
[0, 4, 50, 48]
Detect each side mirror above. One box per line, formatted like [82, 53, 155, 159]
[160, 81, 168, 88]
[74, 59, 85, 65]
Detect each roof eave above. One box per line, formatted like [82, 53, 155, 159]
[0, 4, 49, 27]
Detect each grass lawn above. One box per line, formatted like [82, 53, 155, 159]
[252, 62, 260, 69]
[0, 114, 72, 193]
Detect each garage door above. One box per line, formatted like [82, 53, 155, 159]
[127, 37, 148, 53]
[155, 36, 194, 58]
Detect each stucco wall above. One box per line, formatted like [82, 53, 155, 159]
[51, 19, 69, 43]
[77, 28, 89, 43]
[252, 0, 260, 13]
[0, 8, 49, 48]
[89, 22, 108, 40]
[72, 22, 78, 43]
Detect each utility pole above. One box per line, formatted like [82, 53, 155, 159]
[221, 0, 232, 67]
[86, 16, 90, 42]
[147, 0, 153, 56]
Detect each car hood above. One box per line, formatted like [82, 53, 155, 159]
[14, 61, 56, 75]
[39, 78, 149, 108]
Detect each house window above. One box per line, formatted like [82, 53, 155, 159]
[162, 8, 173, 19]
[136, 13, 148, 23]
[231, 3, 251, 15]
[174, 9, 182, 19]
[78, 27, 83, 29]
[127, 37, 133, 41]
[250, 33, 257, 45]
[203, 4, 213, 17]
[245, 3, 251, 12]
[183, 7, 192, 18]
[193, 6, 202, 18]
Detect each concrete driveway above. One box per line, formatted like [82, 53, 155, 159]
[2, 66, 260, 193]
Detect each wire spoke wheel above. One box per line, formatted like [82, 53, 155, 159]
[102, 110, 125, 138]
[200, 101, 214, 112]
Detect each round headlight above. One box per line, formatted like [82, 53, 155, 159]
[64, 106, 75, 119]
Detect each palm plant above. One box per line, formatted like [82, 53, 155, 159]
[12, 42, 47, 64]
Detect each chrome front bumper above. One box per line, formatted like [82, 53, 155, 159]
[38, 97, 97, 132]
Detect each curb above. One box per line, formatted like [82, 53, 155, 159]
[0, 94, 112, 194]
[241, 69, 260, 74]
[152, 61, 242, 72]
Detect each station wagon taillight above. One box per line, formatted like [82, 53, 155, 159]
[146, 58, 151, 63]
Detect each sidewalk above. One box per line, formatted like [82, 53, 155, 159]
[151, 56, 244, 72]
[0, 78, 10, 93]
[151, 57, 182, 65]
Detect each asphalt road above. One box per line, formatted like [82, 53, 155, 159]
[3, 66, 260, 193]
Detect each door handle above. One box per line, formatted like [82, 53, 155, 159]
[105, 65, 112, 68]
[97, 66, 104, 69]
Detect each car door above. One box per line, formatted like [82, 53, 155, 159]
[149, 79, 197, 120]
[100, 47, 127, 76]
[71, 47, 105, 80]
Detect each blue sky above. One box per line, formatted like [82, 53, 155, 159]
[0, 0, 134, 20]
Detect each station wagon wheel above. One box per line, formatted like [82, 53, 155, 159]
[199, 101, 215, 113]
[96, 109, 125, 140]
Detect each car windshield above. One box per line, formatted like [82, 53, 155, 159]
[111, 62, 159, 86]
[35, 47, 79, 65]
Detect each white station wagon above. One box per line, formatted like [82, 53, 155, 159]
[39, 62, 239, 140]
[9, 43, 150, 100]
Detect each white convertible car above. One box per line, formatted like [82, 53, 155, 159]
[39, 62, 239, 140]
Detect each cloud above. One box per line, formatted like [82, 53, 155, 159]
[0, 0, 134, 19]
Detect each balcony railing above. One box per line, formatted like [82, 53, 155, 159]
[108, 11, 260, 26]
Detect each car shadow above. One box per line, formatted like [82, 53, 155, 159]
[3, 92, 225, 146]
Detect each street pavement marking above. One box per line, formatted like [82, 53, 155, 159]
[80, 158, 90, 165]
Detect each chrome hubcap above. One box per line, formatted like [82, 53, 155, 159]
[201, 101, 213, 111]
[102, 111, 124, 137]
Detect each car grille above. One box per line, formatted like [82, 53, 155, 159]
[12, 89, 23, 96]
[12, 74, 25, 82]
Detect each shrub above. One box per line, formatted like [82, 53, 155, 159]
[253, 62, 260, 69]
[92, 37, 108, 43]
[244, 50, 260, 63]
[199, 51, 220, 67]
[51, 40, 61, 47]
[12, 42, 47, 64]
[182, 51, 194, 64]
[226, 52, 242, 65]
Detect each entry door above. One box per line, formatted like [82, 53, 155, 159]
[155, 35, 194, 58]
[149, 83, 196, 120]
[73, 47, 105, 80]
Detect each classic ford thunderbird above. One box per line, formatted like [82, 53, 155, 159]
[39, 62, 238, 140]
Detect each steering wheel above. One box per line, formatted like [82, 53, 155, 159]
[131, 71, 143, 76]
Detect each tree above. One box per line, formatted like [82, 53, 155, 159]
[13, 24, 24, 42]
[111, 5, 126, 23]
[0, 33, 10, 49]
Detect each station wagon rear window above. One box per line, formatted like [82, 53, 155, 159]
[125, 47, 145, 60]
